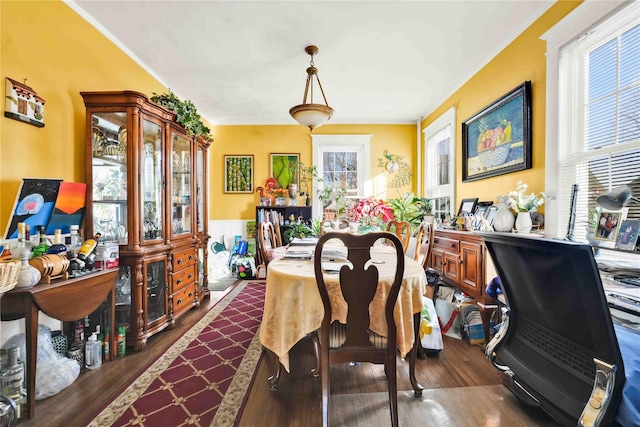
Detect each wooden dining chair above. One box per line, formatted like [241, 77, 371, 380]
[413, 221, 434, 269]
[386, 220, 412, 253]
[314, 231, 405, 427]
[258, 221, 285, 267]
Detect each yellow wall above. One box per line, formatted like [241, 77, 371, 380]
[421, 1, 582, 210]
[0, 0, 173, 230]
[211, 124, 417, 220]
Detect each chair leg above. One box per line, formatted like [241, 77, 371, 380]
[311, 330, 321, 377]
[387, 358, 399, 427]
[321, 348, 330, 427]
[409, 312, 424, 397]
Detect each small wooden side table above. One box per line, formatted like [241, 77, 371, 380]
[1, 269, 117, 419]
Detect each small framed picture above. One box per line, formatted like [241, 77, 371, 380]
[224, 155, 254, 193]
[472, 201, 493, 230]
[485, 205, 498, 227]
[615, 219, 640, 251]
[593, 209, 625, 243]
[457, 197, 479, 216]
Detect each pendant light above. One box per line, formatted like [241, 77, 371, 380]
[289, 45, 334, 131]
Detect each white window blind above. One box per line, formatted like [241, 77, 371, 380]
[557, 9, 640, 243]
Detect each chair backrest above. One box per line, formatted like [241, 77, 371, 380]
[413, 221, 434, 268]
[258, 222, 282, 266]
[314, 231, 405, 360]
[386, 220, 411, 253]
[480, 232, 625, 427]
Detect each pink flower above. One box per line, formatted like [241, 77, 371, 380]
[347, 198, 394, 226]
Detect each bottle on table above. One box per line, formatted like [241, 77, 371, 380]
[31, 225, 50, 257]
[77, 233, 101, 263]
[0, 347, 27, 420]
[13, 222, 31, 260]
[47, 229, 67, 255]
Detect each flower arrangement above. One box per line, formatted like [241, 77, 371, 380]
[499, 181, 548, 213]
[347, 198, 394, 227]
[272, 188, 288, 198]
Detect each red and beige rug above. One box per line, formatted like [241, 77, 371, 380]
[86, 281, 266, 427]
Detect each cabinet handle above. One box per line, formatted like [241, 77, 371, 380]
[177, 298, 183, 305]
[177, 279, 182, 285]
[188, 255, 194, 260]
[178, 259, 183, 265]
[188, 292, 193, 297]
[188, 274, 193, 279]
[451, 243, 456, 248]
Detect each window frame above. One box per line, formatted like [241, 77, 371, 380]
[311, 134, 371, 219]
[541, 0, 635, 238]
[423, 107, 456, 219]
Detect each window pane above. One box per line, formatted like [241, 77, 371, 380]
[588, 39, 617, 100]
[587, 96, 616, 150]
[620, 24, 640, 88]
[618, 86, 640, 143]
[437, 138, 450, 186]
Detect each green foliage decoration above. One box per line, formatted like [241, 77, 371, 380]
[388, 192, 433, 231]
[151, 90, 213, 142]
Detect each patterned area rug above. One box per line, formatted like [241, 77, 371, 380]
[86, 281, 266, 427]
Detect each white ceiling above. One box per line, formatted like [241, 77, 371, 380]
[68, 0, 554, 126]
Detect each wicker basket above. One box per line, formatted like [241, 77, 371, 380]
[0, 259, 21, 293]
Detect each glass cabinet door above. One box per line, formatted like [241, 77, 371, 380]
[196, 144, 205, 233]
[91, 112, 128, 244]
[171, 132, 192, 236]
[146, 259, 167, 324]
[142, 118, 164, 241]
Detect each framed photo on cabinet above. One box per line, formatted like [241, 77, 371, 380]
[462, 81, 532, 182]
[224, 155, 254, 193]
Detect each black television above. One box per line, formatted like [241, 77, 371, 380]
[479, 232, 625, 426]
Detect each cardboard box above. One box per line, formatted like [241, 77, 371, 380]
[95, 244, 119, 269]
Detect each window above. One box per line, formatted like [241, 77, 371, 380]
[311, 134, 371, 218]
[423, 107, 456, 220]
[543, 1, 640, 243]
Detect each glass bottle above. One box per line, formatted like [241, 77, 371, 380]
[77, 233, 101, 262]
[0, 347, 27, 420]
[12, 222, 31, 260]
[47, 229, 67, 255]
[31, 225, 50, 257]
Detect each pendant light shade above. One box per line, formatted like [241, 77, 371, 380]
[290, 45, 334, 131]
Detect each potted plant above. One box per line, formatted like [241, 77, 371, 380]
[388, 192, 433, 231]
[296, 162, 316, 206]
[150, 90, 213, 142]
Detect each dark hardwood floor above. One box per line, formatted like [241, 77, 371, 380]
[18, 284, 558, 426]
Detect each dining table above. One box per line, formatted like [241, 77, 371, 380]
[258, 242, 427, 395]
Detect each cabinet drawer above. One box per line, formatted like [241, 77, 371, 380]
[433, 236, 460, 252]
[172, 264, 197, 293]
[172, 285, 196, 315]
[172, 248, 197, 271]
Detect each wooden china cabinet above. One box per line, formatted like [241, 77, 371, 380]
[81, 91, 210, 351]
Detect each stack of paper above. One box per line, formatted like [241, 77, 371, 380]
[321, 247, 348, 261]
[283, 248, 313, 259]
[290, 237, 319, 246]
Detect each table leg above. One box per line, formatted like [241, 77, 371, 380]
[265, 348, 282, 392]
[25, 303, 38, 419]
[409, 312, 424, 397]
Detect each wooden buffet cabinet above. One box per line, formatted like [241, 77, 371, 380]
[430, 229, 497, 342]
[81, 91, 210, 351]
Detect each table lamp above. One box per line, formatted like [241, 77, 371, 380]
[596, 186, 639, 210]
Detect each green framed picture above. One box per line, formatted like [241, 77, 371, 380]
[270, 153, 299, 190]
[224, 155, 253, 193]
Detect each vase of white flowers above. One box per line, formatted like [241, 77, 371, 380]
[499, 181, 548, 233]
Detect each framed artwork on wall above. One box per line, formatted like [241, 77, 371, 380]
[270, 153, 300, 190]
[224, 155, 254, 193]
[462, 81, 532, 182]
